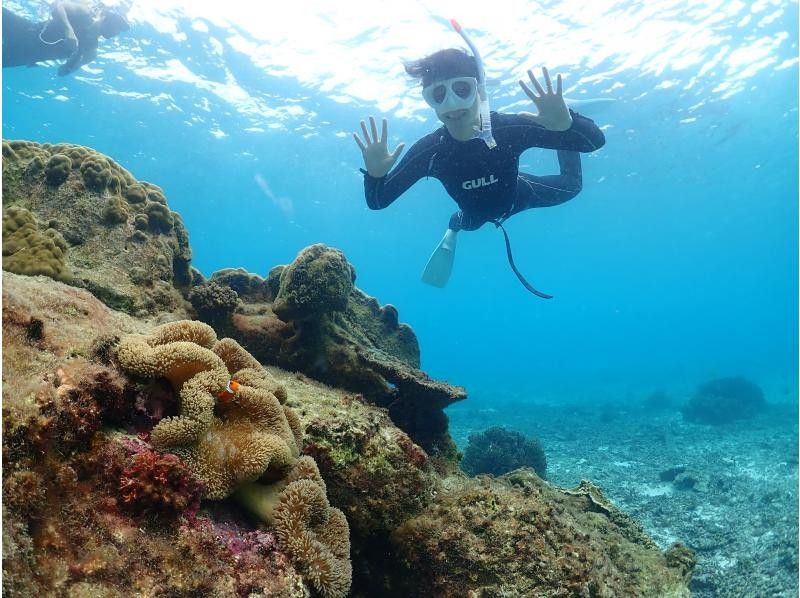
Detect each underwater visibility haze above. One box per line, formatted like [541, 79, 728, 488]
[2, 0, 798, 596]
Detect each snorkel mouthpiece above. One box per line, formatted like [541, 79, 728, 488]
[450, 19, 496, 149]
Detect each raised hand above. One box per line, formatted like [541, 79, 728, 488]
[519, 67, 573, 131]
[353, 116, 405, 178]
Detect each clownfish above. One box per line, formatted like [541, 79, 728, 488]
[218, 380, 240, 403]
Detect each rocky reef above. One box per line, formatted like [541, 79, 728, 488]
[682, 376, 766, 425]
[2, 140, 192, 317]
[190, 246, 466, 464]
[2, 141, 694, 597]
[461, 425, 547, 478]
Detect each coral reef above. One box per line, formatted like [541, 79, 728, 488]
[3, 205, 70, 282]
[391, 471, 693, 597]
[198, 244, 466, 460]
[272, 244, 355, 320]
[188, 281, 240, 328]
[116, 321, 301, 500]
[3, 266, 692, 597]
[682, 376, 766, 424]
[643, 389, 676, 411]
[2, 140, 192, 317]
[659, 465, 708, 492]
[45, 153, 71, 185]
[461, 425, 547, 478]
[2, 140, 694, 598]
[115, 320, 351, 595]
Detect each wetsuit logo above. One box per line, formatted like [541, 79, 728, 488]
[462, 174, 498, 190]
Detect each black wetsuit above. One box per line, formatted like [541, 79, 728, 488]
[2, 7, 91, 69]
[363, 110, 605, 230]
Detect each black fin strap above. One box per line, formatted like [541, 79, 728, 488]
[491, 219, 553, 299]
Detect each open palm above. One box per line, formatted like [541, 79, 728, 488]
[353, 116, 405, 178]
[519, 67, 573, 131]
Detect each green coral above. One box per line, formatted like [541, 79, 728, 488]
[2, 141, 17, 160]
[272, 244, 354, 321]
[80, 155, 113, 192]
[145, 202, 174, 232]
[461, 426, 547, 478]
[143, 183, 167, 205]
[24, 156, 45, 179]
[125, 184, 148, 204]
[102, 197, 129, 225]
[133, 213, 148, 230]
[188, 282, 239, 326]
[209, 268, 273, 303]
[108, 174, 123, 195]
[58, 145, 90, 168]
[171, 213, 192, 286]
[45, 154, 72, 186]
[2, 206, 70, 281]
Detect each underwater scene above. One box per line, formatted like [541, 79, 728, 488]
[1, 0, 798, 596]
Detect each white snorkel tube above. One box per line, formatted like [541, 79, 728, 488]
[450, 18, 496, 149]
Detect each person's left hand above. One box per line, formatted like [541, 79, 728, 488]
[519, 67, 573, 131]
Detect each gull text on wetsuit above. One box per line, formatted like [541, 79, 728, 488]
[462, 174, 498, 190]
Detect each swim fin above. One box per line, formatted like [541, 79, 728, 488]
[422, 229, 457, 287]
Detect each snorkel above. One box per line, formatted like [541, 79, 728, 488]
[449, 19, 496, 149]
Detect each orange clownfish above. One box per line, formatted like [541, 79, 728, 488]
[218, 380, 240, 403]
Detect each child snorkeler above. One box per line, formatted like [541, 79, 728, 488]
[353, 20, 605, 297]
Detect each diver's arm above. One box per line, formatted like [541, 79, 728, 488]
[362, 138, 434, 210]
[516, 110, 605, 152]
[514, 66, 605, 151]
[354, 116, 432, 210]
[57, 41, 95, 75]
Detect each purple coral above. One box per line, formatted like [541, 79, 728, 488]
[118, 446, 203, 516]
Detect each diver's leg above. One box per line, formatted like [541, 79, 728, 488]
[2, 9, 55, 67]
[510, 150, 583, 216]
[421, 211, 484, 287]
[448, 210, 483, 231]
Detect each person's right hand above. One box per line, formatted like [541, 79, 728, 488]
[353, 116, 404, 178]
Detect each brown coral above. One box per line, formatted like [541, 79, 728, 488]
[272, 244, 354, 321]
[2, 206, 70, 282]
[236, 457, 352, 598]
[116, 322, 350, 595]
[79, 155, 113, 192]
[117, 321, 300, 499]
[44, 153, 71, 185]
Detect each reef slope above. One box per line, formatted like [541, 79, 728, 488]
[2, 141, 693, 597]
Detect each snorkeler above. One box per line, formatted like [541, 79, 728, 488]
[353, 21, 605, 297]
[2, 1, 129, 75]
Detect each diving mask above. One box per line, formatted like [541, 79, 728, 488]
[449, 19, 496, 148]
[422, 77, 478, 112]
